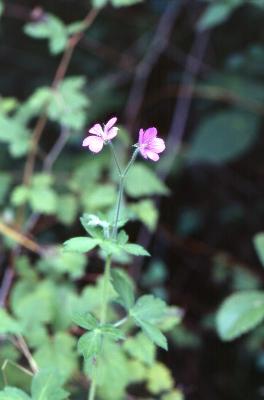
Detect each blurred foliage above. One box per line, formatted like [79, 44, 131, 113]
[0, 0, 263, 399]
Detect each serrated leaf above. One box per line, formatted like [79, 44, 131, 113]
[117, 230, 129, 245]
[34, 333, 77, 383]
[78, 330, 102, 360]
[63, 237, 99, 253]
[130, 295, 167, 323]
[125, 163, 169, 197]
[124, 332, 156, 365]
[72, 312, 99, 330]
[138, 320, 168, 350]
[111, 268, 135, 310]
[216, 291, 264, 341]
[122, 243, 150, 257]
[100, 324, 125, 341]
[253, 232, 264, 266]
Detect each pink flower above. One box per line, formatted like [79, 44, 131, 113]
[82, 117, 118, 153]
[137, 127, 165, 161]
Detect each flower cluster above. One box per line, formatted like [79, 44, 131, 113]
[83, 117, 165, 162]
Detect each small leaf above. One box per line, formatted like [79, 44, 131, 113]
[138, 320, 168, 350]
[197, 3, 233, 30]
[130, 295, 167, 323]
[78, 330, 102, 360]
[117, 230, 129, 245]
[100, 324, 125, 341]
[125, 163, 169, 198]
[122, 243, 150, 257]
[72, 312, 99, 330]
[111, 268, 135, 310]
[147, 362, 174, 395]
[0, 309, 22, 335]
[216, 291, 264, 341]
[253, 232, 264, 266]
[63, 237, 99, 253]
[124, 332, 156, 366]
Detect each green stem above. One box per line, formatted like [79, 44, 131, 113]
[88, 377, 97, 400]
[109, 141, 122, 176]
[100, 254, 112, 324]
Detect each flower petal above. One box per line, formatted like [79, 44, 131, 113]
[106, 127, 118, 140]
[143, 127, 157, 143]
[105, 117, 117, 131]
[148, 137, 165, 153]
[145, 150, 159, 161]
[139, 128, 145, 145]
[89, 123, 104, 137]
[82, 136, 104, 153]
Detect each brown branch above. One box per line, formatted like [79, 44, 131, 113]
[0, 221, 41, 254]
[21, 7, 99, 205]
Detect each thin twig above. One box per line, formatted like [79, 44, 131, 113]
[15, 335, 39, 374]
[0, 221, 41, 254]
[0, 268, 14, 307]
[43, 126, 71, 172]
[20, 7, 99, 215]
[124, 0, 181, 131]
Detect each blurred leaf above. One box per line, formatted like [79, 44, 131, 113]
[82, 184, 116, 211]
[31, 368, 69, 399]
[56, 195, 78, 225]
[188, 111, 260, 164]
[253, 232, 264, 266]
[216, 291, 264, 340]
[146, 362, 174, 394]
[0, 387, 30, 400]
[162, 389, 184, 400]
[124, 332, 156, 366]
[24, 14, 68, 54]
[138, 320, 168, 350]
[197, 3, 234, 30]
[29, 187, 58, 214]
[125, 163, 168, 197]
[78, 330, 102, 360]
[38, 249, 87, 279]
[72, 311, 99, 330]
[122, 243, 150, 257]
[63, 237, 99, 253]
[34, 333, 77, 383]
[111, 268, 135, 310]
[130, 200, 158, 231]
[0, 309, 22, 335]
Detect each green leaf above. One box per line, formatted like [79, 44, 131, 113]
[253, 232, 264, 266]
[122, 243, 150, 257]
[34, 333, 77, 383]
[197, 3, 234, 30]
[66, 21, 85, 35]
[11, 186, 29, 206]
[187, 111, 260, 164]
[111, 268, 135, 310]
[24, 14, 68, 54]
[0, 309, 22, 335]
[78, 330, 102, 360]
[111, 0, 143, 6]
[147, 362, 174, 394]
[29, 187, 58, 214]
[82, 184, 116, 211]
[130, 200, 158, 231]
[117, 230, 129, 245]
[63, 237, 99, 253]
[125, 163, 169, 197]
[56, 195, 78, 225]
[162, 390, 184, 400]
[100, 325, 125, 341]
[138, 320, 168, 350]
[130, 295, 168, 324]
[31, 368, 69, 399]
[216, 291, 264, 341]
[124, 332, 156, 366]
[72, 312, 99, 330]
[0, 387, 30, 400]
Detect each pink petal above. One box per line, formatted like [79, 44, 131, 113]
[145, 150, 159, 161]
[139, 128, 145, 145]
[82, 136, 104, 153]
[106, 126, 118, 140]
[89, 123, 104, 137]
[105, 117, 117, 131]
[148, 137, 165, 153]
[139, 146, 148, 159]
[143, 127, 157, 143]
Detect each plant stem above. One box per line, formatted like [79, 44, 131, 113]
[109, 141, 122, 176]
[100, 254, 112, 324]
[88, 375, 97, 400]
